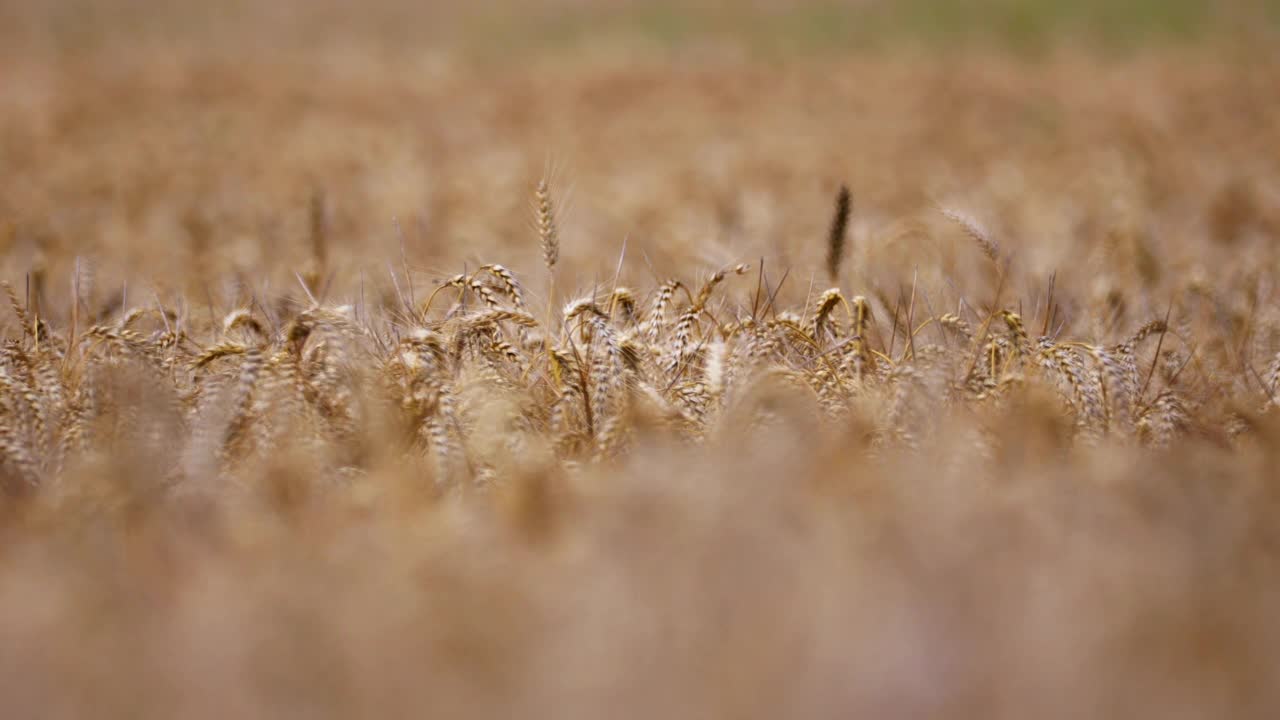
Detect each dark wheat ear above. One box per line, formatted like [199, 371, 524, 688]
[308, 188, 328, 271]
[300, 188, 328, 298]
[826, 185, 852, 283]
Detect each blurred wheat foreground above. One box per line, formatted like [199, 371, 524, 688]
[2, 2, 1280, 717]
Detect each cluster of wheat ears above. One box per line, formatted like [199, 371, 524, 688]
[1, 175, 1274, 499]
[6, 3, 1280, 712]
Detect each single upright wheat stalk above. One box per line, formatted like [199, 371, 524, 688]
[536, 178, 559, 273]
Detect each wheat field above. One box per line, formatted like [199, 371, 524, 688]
[2, 1, 1280, 717]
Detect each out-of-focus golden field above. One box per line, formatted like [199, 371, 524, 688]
[3, 1, 1280, 717]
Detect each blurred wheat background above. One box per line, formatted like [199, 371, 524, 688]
[2, 1, 1280, 718]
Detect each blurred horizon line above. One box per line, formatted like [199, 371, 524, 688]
[3, 0, 1277, 61]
